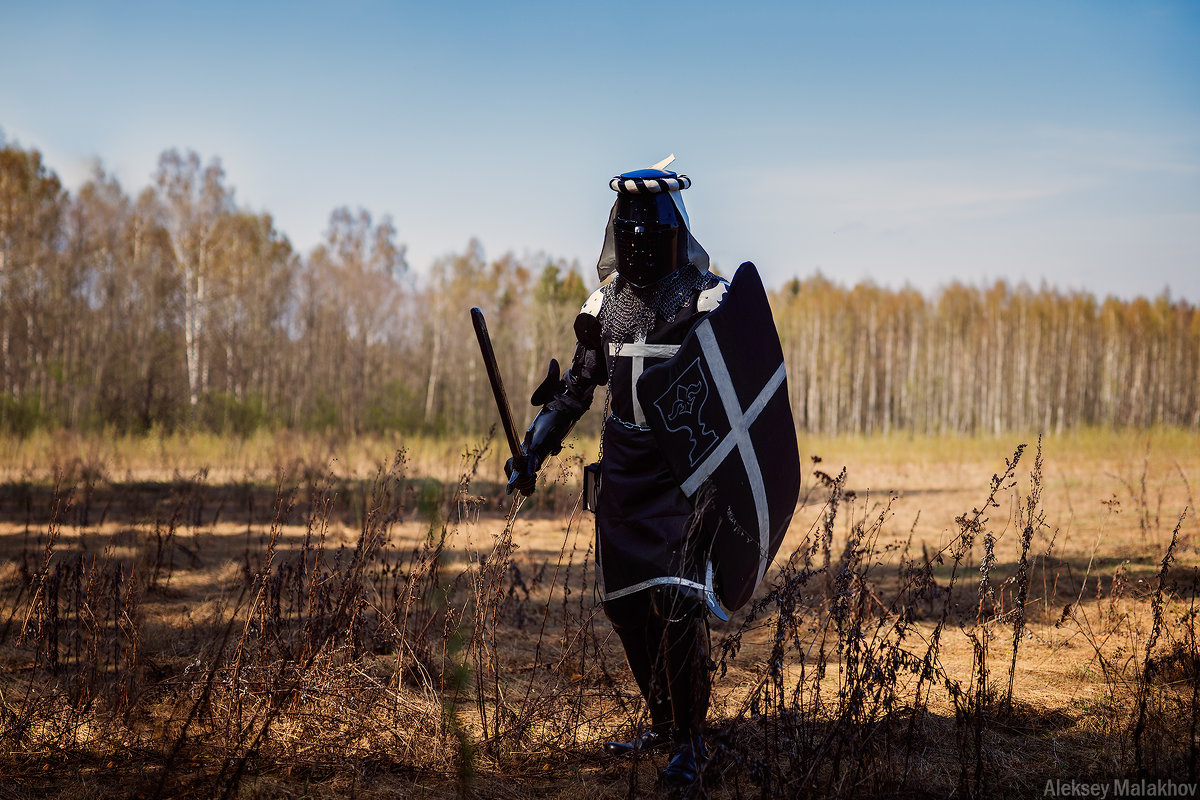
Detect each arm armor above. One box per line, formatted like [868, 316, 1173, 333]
[523, 340, 606, 464]
[506, 304, 608, 494]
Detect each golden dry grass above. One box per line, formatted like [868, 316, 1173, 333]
[1, 429, 1197, 798]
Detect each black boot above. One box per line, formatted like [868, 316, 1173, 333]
[603, 593, 673, 756]
[659, 733, 708, 786]
[603, 728, 671, 756]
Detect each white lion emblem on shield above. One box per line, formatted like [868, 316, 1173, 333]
[653, 357, 719, 467]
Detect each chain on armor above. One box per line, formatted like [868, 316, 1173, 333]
[598, 267, 717, 345]
[595, 266, 719, 463]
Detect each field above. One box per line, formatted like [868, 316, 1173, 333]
[1, 429, 1198, 799]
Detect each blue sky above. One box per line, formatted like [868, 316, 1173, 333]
[2, 1, 1198, 300]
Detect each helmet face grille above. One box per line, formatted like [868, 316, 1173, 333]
[613, 193, 682, 287]
[613, 222, 679, 286]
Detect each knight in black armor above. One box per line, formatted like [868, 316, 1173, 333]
[506, 161, 728, 786]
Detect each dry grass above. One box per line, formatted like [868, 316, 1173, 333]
[0, 429, 1197, 798]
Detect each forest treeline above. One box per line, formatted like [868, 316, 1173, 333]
[1, 140, 1197, 438]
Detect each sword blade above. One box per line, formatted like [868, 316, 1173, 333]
[470, 307, 523, 461]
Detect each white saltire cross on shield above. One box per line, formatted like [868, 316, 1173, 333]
[679, 319, 788, 587]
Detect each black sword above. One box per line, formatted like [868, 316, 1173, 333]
[469, 307, 530, 493]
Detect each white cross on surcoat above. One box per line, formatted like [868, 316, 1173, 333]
[608, 337, 680, 426]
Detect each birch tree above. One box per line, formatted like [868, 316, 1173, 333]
[153, 149, 232, 414]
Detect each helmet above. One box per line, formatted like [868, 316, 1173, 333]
[597, 166, 709, 285]
[612, 172, 689, 287]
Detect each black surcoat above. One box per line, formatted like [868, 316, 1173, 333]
[550, 274, 729, 601]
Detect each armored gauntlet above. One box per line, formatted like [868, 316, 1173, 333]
[505, 406, 576, 495]
[506, 336, 605, 496]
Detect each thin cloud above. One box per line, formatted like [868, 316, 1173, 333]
[1031, 124, 1200, 175]
[760, 161, 1091, 224]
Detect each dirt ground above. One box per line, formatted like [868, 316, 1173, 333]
[1, 430, 1198, 798]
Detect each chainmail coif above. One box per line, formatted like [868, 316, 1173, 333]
[599, 266, 719, 345]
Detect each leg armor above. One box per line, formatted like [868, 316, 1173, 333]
[604, 584, 711, 743]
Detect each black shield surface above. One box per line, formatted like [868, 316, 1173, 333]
[637, 262, 801, 612]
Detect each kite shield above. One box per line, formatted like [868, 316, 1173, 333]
[637, 262, 800, 612]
